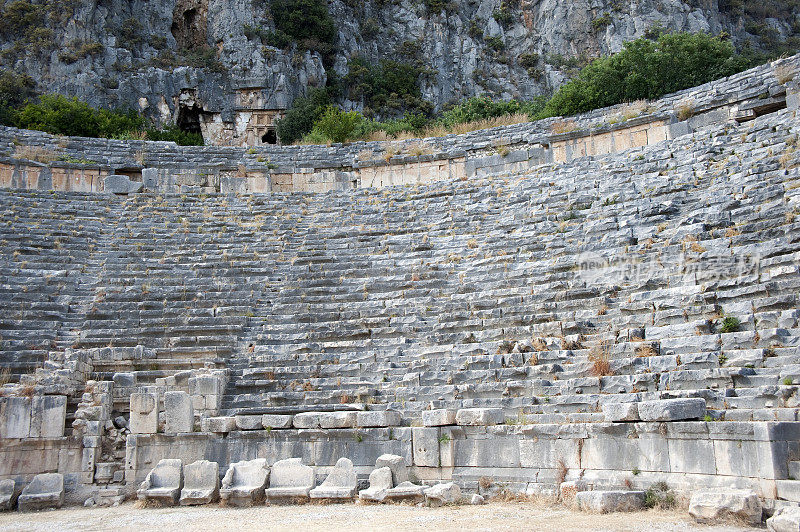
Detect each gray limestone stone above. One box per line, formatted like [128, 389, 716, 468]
[602, 402, 640, 422]
[0, 397, 31, 439]
[293, 412, 322, 429]
[385, 481, 425, 501]
[265, 458, 315, 499]
[424, 482, 461, 505]
[768, 507, 800, 532]
[375, 454, 409, 485]
[309, 457, 357, 499]
[358, 467, 393, 502]
[234, 414, 263, 431]
[220, 458, 269, 506]
[17, 473, 64, 512]
[688, 488, 762, 525]
[201, 416, 236, 433]
[29, 396, 66, 438]
[180, 460, 219, 505]
[129, 393, 158, 435]
[164, 391, 193, 433]
[637, 398, 706, 422]
[137, 459, 183, 506]
[261, 414, 293, 429]
[0, 479, 20, 511]
[412, 427, 440, 467]
[576, 490, 645, 513]
[319, 411, 357, 429]
[422, 409, 457, 427]
[104, 175, 143, 194]
[455, 408, 505, 426]
[356, 410, 401, 427]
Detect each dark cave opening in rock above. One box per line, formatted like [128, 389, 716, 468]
[177, 105, 204, 141]
[262, 129, 277, 145]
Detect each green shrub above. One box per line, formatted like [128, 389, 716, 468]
[484, 36, 505, 52]
[14, 94, 145, 138]
[269, 0, 335, 58]
[345, 58, 432, 118]
[146, 126, 204, 146]
[721, 316, 741, 333]
[0, 1, 45, 37]
[518, 53, 539, 69]
[644, 482, 676, 509]
[315, 106, 363, 143]
[539, 32, 752, 118]
[492, 3, 513, 26]
[592, 13, 612, 31]
[275, 87, 331, 144]
[438, 95, 545, 126]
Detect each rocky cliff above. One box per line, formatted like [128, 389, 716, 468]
[0, 0, 797, 145]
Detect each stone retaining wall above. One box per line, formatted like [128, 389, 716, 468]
[125, 421, 800, 498]
[0, 55, 797, 194]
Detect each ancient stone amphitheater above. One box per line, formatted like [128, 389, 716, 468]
[2, 55, 800, 525]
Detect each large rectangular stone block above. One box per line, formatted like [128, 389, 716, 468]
[412, 427, 440, 467]
[422, 409, 456, 427]
[164, 391, 193, 433]
[129, 393, 158, 434]
[637, 398, 705, 422]
[0, 397, 31, 438]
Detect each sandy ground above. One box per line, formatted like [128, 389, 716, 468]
[0, 501, 759, 532]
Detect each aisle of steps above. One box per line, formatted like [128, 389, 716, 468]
[0, 192, 103, 381]
[221, 108, 800, 421]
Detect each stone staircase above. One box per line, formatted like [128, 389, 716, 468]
[0, 106, 799, 427]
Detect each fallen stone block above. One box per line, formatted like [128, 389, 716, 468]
[768, 506, 800, 532]
[309, 457, 357, 500]
[201, 416, 236, 433]
[17, 473, 64, 512]
[576, 490, 645, 513]
[164, 391, 193, 433]
[385, 481, 425, 502]
[375, 454, 409, 485]
[424, 482, 461, 505]
[471, 494, 485, 505]
[602, 402, 640, 422]
[220, 458, 269, 507]
[137, 459, 183, 506]
[356, 410, 401, 427]
[422, 409, 456, 427]
[688, 488, 762, 525]
[358, 467, 393, 502]
[455, 408, 505, 426]
[104, 174, 143, 194]
[0, 479, 20, 511]
[265, 458, 315, 501]
[180, 460, 219, 506]
[262, 414, 293, 430]
[637, 398, 705, 421]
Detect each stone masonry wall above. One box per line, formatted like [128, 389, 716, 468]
[0, 55, 797, 194]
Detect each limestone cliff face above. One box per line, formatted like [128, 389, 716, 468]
[1, 0, 795, 144]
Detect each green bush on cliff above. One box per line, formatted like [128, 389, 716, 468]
[539, 31, 752, 118]
[14, 95, 145, 138]
[268, 0, 336, 58]
[275, 87, 332, 144]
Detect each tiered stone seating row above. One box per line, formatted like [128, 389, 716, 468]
[1, 106, 799, 425]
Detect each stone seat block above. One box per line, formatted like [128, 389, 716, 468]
[265, 458, 314, 501]
[309, 458, 357, 500]
[358, 467, 393, 502]
[575, 490, 645, 513]
[220, 458, 269, 506]
[17, 473, 64, 512]
[180, 460, 220, 506]
[137, 459, 183, 506]
[689, 488, 762, 525]
[384, 481, 425, 501]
